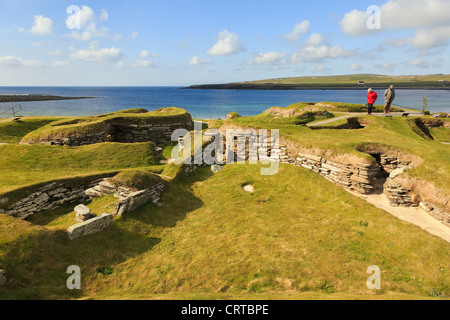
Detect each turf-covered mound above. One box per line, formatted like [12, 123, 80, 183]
[111, 170, 164, 191]
[20, 107, 193, 146]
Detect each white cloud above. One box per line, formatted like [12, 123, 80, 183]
[284, 21, 310, 42]
[115, 60, 155, 69]
[376, 62, 397, 72]
[408, 26, 450, 48]
[139, 50, 158, 58]
[99, 9, 108, 21]
[339, 9, 374, 36]
[46, 49, 62, 56]
[314, 64, 330, 74]
[52, 61, 69, 67]
[115, 62, 126, 69]
[21, 15, 53, 36]
[189, 56, 212, 65]
[69, 45, 123, 63]
[292, 44, 353, 63]
[340, 0, 450, 36]
[349, 63, 362, 71]
[207, 30, 244, 56]
[410, 59, 429, 68]
[381, 0, 450, 29]
[0, 56, 44, 68]
[131, 60, 154, 68]
[306, 33, 325, 46]
[385, 26, 450, 49]
[131, 32, 139, 40]
[247, 52, 286, 65]
[65, 6, 110, 41]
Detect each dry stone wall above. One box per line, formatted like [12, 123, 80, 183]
[38, 120, 194, 147]
[3, 182, 91, 220]
[67, 213, 113, 240]
[214, 125, 448, 225]
[114, 183, 165, 216]
[384, 178, 419, 207]
[215, 129, 381, 194]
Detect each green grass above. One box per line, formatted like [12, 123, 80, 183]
[0, 165, 448, 300]
[112, 170, 164, 191]
[0, 102, 448, 301]
[430, 127, 450, 143]
[0, 117, 62, 144]
[0, 142, 160, 193]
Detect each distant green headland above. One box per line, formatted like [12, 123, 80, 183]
[0, 95, 95, 103]
[189, 74, 450, 90]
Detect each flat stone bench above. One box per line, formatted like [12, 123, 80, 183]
[67, 213, 113, 240]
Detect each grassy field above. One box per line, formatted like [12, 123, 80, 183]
[0, 165, 448, 300]
[0, 142, 160, 194]
[0, 104, 448, 300]
[0, 117, 62, 144]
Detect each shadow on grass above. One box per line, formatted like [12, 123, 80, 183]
[0, 224, 161, 300]
[127, 166, 214, 228]
[26, 202, 90, 227]
[0, 167, 213, 300]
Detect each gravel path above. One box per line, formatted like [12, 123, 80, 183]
[347, 183, 450, 242]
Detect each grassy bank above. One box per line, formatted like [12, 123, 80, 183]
[0, 117, 63, 144]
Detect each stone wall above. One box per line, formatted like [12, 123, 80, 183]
[215, 129, 381, 194]
[37, 120, 194, 147]
[67, 213, 113, 240]
[420, 201, 450, 228]
[3, 182, 94, 220]
[213, 125, 448, 226]
[384, 178, 420, 207]
[114, 183, 165, 216]
[85, 178, 165, 216]
[293, 152, 380, 194]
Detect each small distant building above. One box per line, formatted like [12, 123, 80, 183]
[438, 80, 448, 83]
[358, 81, 365, 85]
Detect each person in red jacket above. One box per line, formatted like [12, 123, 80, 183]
[367, 88, 378, 115]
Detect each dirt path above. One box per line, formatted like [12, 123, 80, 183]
[308, 112, 423, 127]
[348, 185, 450, 242]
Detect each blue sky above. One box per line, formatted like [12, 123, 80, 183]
[0, 0, 449, 86]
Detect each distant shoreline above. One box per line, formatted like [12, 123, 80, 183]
[0, 95, 96, 103]
[186, 85, 450, 91]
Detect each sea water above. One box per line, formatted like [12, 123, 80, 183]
[0, 87, 448, 119]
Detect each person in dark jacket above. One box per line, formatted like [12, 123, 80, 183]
[367, 88, 378, 115]
[384, 85, 396, 114]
